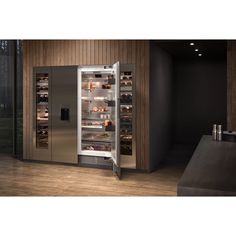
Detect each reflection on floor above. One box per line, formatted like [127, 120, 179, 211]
[0, 154, 187, 196]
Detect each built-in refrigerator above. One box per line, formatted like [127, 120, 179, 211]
[77, 62, 121, 176]
[77, 63, 136, 176]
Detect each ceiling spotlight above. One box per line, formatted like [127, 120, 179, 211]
[198, 53, 202, 56]
[195, 49, 199, 52]
[190, 42, 195, 46]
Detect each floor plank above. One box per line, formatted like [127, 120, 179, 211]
[0, 155, 185, 196]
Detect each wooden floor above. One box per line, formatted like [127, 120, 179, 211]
[0, 155, 186, 196]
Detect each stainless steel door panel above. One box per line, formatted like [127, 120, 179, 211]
[51, 66, 77, 164]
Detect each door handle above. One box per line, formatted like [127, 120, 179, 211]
[61, 108, 70, 121]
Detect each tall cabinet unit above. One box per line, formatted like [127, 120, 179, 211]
[32, 66, 78, 164]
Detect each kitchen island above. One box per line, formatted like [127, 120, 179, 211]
[178, 135, 236, 196]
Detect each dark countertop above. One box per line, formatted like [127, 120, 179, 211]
[177, 135, 236, 196]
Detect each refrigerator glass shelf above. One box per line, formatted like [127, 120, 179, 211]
[36, 76, 48, 79]
[82, 125, 103, 129]
[37, 92, 48, 95]
[120, 92, 132, 95]
[82, 147, 111, 152]
[82, 126, 115, 132]
[82, 117, 108, 121]
[82, 78, 109, 82]
[120, 88, 132, 92]
[82, 71, 113, 75]
[82, 139, 114, 143]
[120, 136, 132, 141]
[82, 88, 113, 92]
[37, 118, 48, 121]
[90, 111, 110, 114]
[82, 96, 107, 101]
[37, 102, 48, 105]
[36, 83, 48, 86]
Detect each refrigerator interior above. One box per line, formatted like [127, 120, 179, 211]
[78, 65, 119, 167]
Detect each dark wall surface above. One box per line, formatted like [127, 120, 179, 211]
[149, 42, 173, 170]
[173, 59, 227, 145]
[0, 40, 23, 156]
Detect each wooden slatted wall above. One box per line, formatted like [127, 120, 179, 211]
[23, 40, 150, 170]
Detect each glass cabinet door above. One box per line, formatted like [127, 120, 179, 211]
[119, 64, 136, 169]
[35, 73, 49, 148]
[78, 62, 120, 167]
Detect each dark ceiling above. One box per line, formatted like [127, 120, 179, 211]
[154, 40, 227, 60]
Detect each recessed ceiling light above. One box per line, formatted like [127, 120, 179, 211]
[195, 49, 199, 52]
[198, 53, 202, 56]
[190, 42, 194, 46]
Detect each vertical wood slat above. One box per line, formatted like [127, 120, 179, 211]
[58, 40, 62, 65]
[131, 40, 136, 64]
[140, 40, 148, 170]
[71, 40, 76, 65]
[69, 40, 73, 65]
[30, 40, 36, 158]
[123, 40, 128, 64]
[23, 40, 150, 170]
[79, 40, 82, 64]
[106, 41, 110, 64]
[98, 40, 103, 64]
[65, 40, 70, 65]
[127, 40, 132, 64]
[87, 40, 91, 65]
[90, 40, 95, 65]
[135, 40, 141, 168]
[54, 40, 59, 65]
[62, 40, 67, 66]
[102, 40, 107, 64]
[114, 40, 119, 62]
[83, 40, 87, 65]
[110, 40, 115, 63]
[75, 40, 80, 65]
[23, 40, 28, 158]
[45, 40, 51, 66]
[144, 41, 150, 170]
[95, 40, 99, 64]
